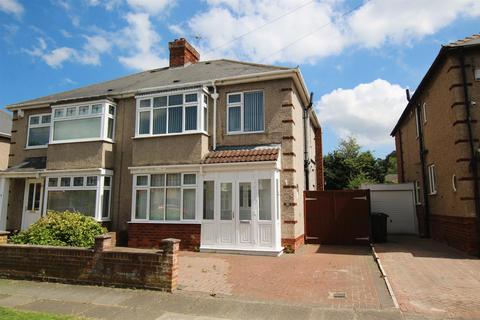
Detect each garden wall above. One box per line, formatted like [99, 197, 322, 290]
[0, 231, 180, 292]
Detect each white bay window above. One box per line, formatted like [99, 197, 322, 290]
[45, 174, 112, 221]
[132, 173, 198, 222]
[136, 90, 208, 137]
[51, 100, 115, 143]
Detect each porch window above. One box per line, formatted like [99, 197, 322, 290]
[51, 101, 116, 143]
[227, 91, 264, 134]
[27, 114, 51, 148]
[45, 174, 112, 220]
[203, 181, 214, 220]
[258, 179, 272, 220]
[132, 173, 197, 222]
[135, 90, 208, 137]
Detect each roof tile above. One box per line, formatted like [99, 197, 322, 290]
[202, 148, 279, 164]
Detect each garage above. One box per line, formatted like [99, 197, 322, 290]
[361, 183, 418, 235]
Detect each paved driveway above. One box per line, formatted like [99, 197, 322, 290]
[178, 244, 394, 310]
[375, 235, 480, 319]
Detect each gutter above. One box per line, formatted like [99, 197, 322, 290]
[458, 48, 480, 256]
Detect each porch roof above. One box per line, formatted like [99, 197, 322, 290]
[202, 147, 279, 164]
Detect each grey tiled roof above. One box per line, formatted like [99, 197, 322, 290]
[0, 109, 12, 137]
[4, 157, 47, 172]
[8, 59, 291, 108]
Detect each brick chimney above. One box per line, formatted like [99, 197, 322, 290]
[168, 38, 200, 68]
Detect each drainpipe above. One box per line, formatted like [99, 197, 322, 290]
[304, 92, 313, 191]
[410, 91, 430, 238]
[211, 81, 219, 151]
[459, 48, 480, 256]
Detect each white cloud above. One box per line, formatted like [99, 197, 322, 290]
[60, 29, 72, 38]
[117, 12, 168, 70]
[0, 0, 24, 18]
[316, 79, 406, 149]
[126, 0, 175, 14]
[42, 47, 77, 68]
[175, 0, 480, 65]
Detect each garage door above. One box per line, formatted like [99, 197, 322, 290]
[362, 183, 418, 235]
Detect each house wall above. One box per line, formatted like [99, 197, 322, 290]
[396, 49, 480, 255]
[0, 136, 10, 169]
[47, 142, 114, 169]
[6, 178, 24, 230]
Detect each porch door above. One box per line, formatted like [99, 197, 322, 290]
[237, 181, 254, 245]
[22, 179, 44, 230]
[218, 180, 235, 245]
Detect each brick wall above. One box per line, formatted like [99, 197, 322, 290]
[430, 215, 478, 255]
[0, 233, 180, 292]
[282, 234, 305, 252]
[128, 223, 200, 250]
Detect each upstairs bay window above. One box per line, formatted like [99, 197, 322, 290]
[51, 101, 115, 143]
[27, 113, 51, 148]
[136, 91, 208, 137]
[227, 91, 264, 134]
[46, 174, 112, 221]
[132, 173, 197, 222]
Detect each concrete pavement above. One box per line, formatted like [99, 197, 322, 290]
[0, 278, 476, 320]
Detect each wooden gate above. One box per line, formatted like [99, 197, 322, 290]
[304, 190, 371, 244]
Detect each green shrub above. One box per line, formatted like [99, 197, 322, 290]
[10, 211, 107, 248]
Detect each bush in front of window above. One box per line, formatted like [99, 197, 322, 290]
[10, 211, 107, 248]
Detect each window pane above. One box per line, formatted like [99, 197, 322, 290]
[166, 173, 181, 186]
[41, 115, 51, 124]
[53, 118, 102, 141]
[203, 107, 208, 132]
[228, 94, 241, 104]
[48, 178, 58, 187]
[239, 182, 251, 220]
[168, 94, 183, 106]
[79, 106, 89, 115]
[203, 94, 208, 104]
[104, 176, 111, 187]
[244, 91, 264, 132]
[183, 189, 196, 220]
[34, 183, 41, 210]
[139, 99, 151, 108]
[259, 179, 271, 220]
[165, 188, 181, 220]
[73, 177, 84, 187]
[153, 108, 167, 134]
[185, 93, 197, 103]
[185, 106, 197, 130]
[108, 105, 115, 115]
[135, 190, 147, 219]
[139, 111, 150, 134]
[27, 183, 34, 211]
[30, 116, 40, 125]
[66, 107, 76, 117]
[228, 107, 241, 132]
[28, 127, 50, 147]
[203, 181, 214, 220]
[102, 190, 110, 218]
[183, 174, 196, 185]
[136, 175, 148, 186]
[54, 109, 64, 118]
[151, 174, 165, 187]
[47, 190, 96, 217]
[107, 118, 114, 139]
[91, 104, 102, 114]
[150, 189, 165, 220]
[220, 183, 233, 220]
[168, 106, 183, 133]
[153, 96, 167, 108]
[86, 176, 97, 186]
[60, 177, 71, 187]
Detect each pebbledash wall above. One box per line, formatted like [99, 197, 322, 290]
[394, 47, 480, 255]
[0, 232, 180, 292]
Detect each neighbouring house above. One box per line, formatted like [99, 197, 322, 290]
[391, 34, 480, 256]
[0, 38, 323, 255]
[0, 109, 12, 230]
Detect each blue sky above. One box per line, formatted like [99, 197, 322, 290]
[1, 0, 479, 158]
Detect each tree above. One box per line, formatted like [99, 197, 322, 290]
[324, 136, 391, 190]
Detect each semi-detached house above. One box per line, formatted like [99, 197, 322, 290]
[0, 38, 323, 255]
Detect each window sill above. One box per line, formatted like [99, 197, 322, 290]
[132, 132, 208, 139]
[428, 192, 437, 196]
[226, 131, 265, 136]
[25, 146, 48, 150]
[49, 139, 114, 145]
[128, 220, 201, 225]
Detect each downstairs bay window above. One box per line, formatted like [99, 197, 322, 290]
[45, 174, 112, 221]
[132, 173, 197, 222]
[51, 100, 116, 143]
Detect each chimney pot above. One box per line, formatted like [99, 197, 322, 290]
[169, 38, 200, 68]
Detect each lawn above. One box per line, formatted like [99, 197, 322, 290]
[0, 307, 81, 320]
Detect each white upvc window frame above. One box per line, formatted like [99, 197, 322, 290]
[427, 164, 437, 195]
[135, 89, 208, 138]
[50, 99, 116, 144]
[414, 180, 421, 204]
[131, 172, 199, 223]
[26, 113, 51, 149]
[44, 173, 112, 221]
[226, 90, 265, 135]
